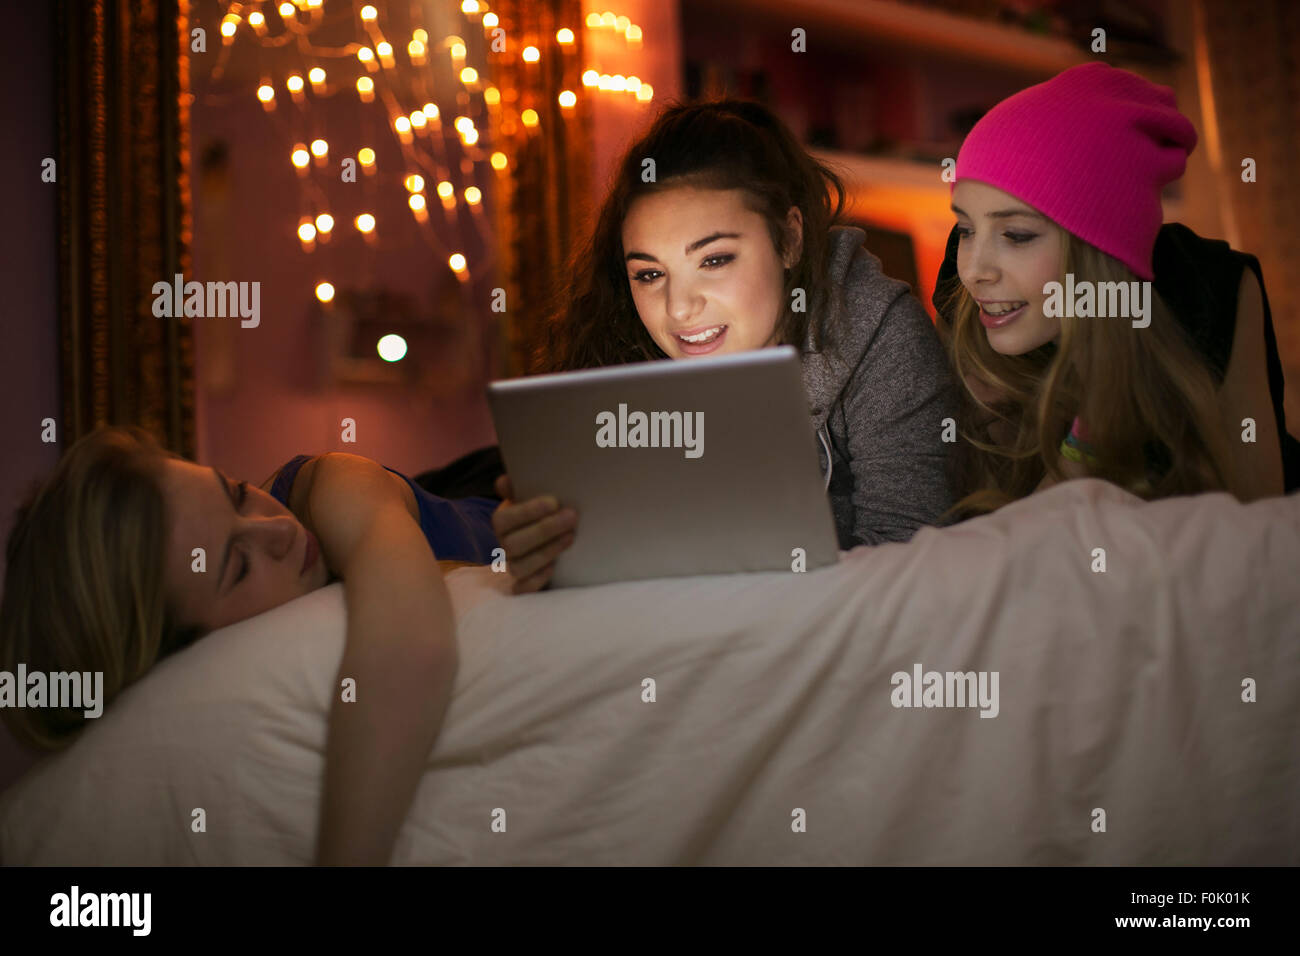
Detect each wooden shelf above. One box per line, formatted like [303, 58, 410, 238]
[735, 0, 1089, 75]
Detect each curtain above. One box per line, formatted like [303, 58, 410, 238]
[56, 0, 195, 457]
[486, 0, 592, 376]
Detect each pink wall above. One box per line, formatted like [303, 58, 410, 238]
[191, 55, 501, 485]
[192, 1, 685, 491]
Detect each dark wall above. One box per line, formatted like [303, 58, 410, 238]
[0, 0, 59, 794]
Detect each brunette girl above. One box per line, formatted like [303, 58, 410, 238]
[494, 99, 957, 592]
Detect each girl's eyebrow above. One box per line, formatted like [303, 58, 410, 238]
[951, 204, 1044, 221]
[625, 231, 741, 263]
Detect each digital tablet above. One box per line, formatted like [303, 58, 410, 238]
[486, 346, 840, 587]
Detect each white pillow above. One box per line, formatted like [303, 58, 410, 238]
[0, 582, 348, 864]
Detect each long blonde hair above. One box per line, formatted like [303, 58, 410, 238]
[941, 231, 1234, 516]
[0, 426, 201, 750]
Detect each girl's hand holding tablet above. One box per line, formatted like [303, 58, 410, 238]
[491, 475, 577, 593]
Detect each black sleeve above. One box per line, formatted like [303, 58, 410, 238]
[1151, 224, 1297, 491]
[931, 222, 963, 333]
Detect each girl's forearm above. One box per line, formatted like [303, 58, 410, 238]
[313, 510, 460, 866]
[315, 635, 456, 865]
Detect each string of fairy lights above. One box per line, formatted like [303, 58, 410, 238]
[209, 0, 653, 308]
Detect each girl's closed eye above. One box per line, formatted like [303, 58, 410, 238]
[236, 550, 250, 584]
[1004, 231, 1038, 244]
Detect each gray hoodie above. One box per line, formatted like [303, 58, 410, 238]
[801, 226, 955, 547]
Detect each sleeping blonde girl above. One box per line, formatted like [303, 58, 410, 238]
[0, 426, 500, 865]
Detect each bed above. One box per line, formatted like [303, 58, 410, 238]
[2, 478, 1297, 865]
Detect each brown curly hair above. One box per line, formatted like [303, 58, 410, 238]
[532, 98, 847, 372]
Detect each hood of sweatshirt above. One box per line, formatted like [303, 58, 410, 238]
[800, 225, 917, 435]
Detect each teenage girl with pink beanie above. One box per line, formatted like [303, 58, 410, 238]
[932, 62, 1298, 514]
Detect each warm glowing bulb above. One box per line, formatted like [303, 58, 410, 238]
[257, 84, 275, 102]
[360, 4, 377, 20]
[462, 128, 479, 145]
[310, 139, 328, 157]
[315, 213, 334, 233]
[408, 193, 427, 212]
[287, 74, 304, 93]
[356, 76, 374, 95]
[297, 222, 317, 242]
[306, 0, 322, 8]
[582, 69, 598, 87]
[404, 174, 425, 192]
[597, 74, 611, 90]
[357, 47, 374, 63]
[464, 186, 482, 204]
[636, 83, 653, 102]
[357, 147, 376, 166]
[394, 116, 411, 134]
[483, 87, 500, 106]
[410, 110, 427, 129]
[221, 19, 237, 37]
[610, 75, 626, 92]
[626, 76, 641, 92]
[248, 11, 265, 27]
[376, 41, 393, 57]
[600, 12, 616, 28]
[557, 28, 574, 44]
[483, 13, 498, 28]
[460, 67, 478, 84]
[522, 46, 540, 63]
[355, 214, 376, 234]
[449, 254, 467, 273]
[278, 2, 294, 17]
[615, 15, 630, 33]
[454, 116, 473, 133]
[409, 39, 426, 58]
[377, 334, 407, 362]
[520, 109, 539, 127]
[586, 13, 601, 28]
[449, 42, 467, 59]
[291, 147, 310, 168]
[308, 67, 326, 84]
[461, 0, 480, 13]
[315, 282, 335, 303]
[626, 25, 643, 43]
[490, 151, 507, 170]
[436, 180, 454, 198]
[413, 29, 428, 43]
[558, 90, 576, 108]
[422, 102, 440, 120]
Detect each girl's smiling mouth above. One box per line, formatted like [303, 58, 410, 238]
[674, 324, 727, 354]
[977, 301, 1027, 329]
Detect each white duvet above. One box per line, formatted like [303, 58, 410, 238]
[2, 479, 1297, 865]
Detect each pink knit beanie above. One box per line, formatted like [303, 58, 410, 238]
[954, 62, 1197, 280]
